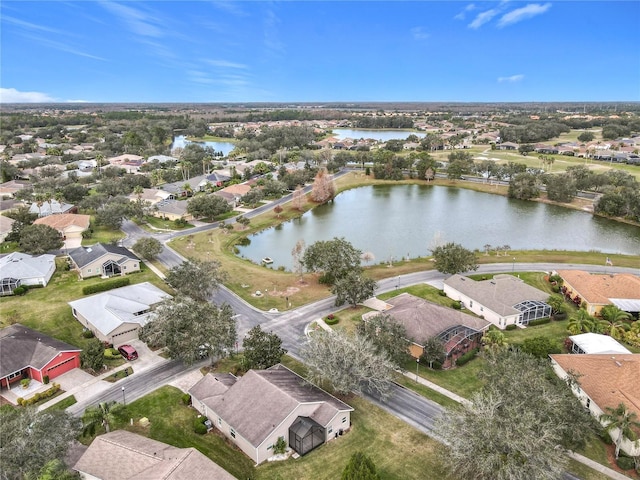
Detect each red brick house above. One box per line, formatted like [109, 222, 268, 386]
[0, 324, 81, 390]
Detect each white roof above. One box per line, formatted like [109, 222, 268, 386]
[0, 252, 55, 281]
[569, 333, 632, 355]
[68, 282, 171, 336]
[610, 298, 640, 312]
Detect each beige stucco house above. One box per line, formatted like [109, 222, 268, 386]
[550, 354, 640, 457]
[68, 282, 171, 345]
[34, 213, 90, 249]
[68, 243, 140, 279]
[189, 364, 353, 465]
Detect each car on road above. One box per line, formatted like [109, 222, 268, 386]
[118, 345, 138, 361]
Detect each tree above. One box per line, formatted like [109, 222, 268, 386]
[292, 185, 305, 210]
[356, 313, 409, 368]
[600, 403, 640, 459]
[141, 296, 236, 366]
[291, 239, 306, 280]
[310, 168, 336, 203]
[546, 294, 567, 318]
[165, 259, 228, 302]
[341, 451, 381, 480]
[187, 195, 232, 221]
[431, 242, 478, 275]
[520, 336, 561, 358]
[577, 131, 595, 143]
[31, 459, 79, 480]
[508, 172, 540, 200]
[19, 224, 63, 254]
[273, 204, 283, 218]
[301, 330, 395, 398]
[0, 406, 81, 480]
[94, 203, 128, 229]
[331, 271, 377, 307]
[545, 173, 576, 203]
[133, 236, 163, 260]
[568, 309, 597, 335]
[242, 325, 287, 370]
[481, 328, 508, 351]
[436, 349, 595, 480]
[421, 336, 446, 369]
[5, 205, 37, 242]
[81, 400, 126, 435]
[81, 338, 105, 372]
[303, 237, 362, 285]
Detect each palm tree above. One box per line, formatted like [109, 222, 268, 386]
[82, 401, 126, 435]
[599, 318, 629, 340]
[481, 328, 508, 351]
[600, 403, 640, 459]
[601, 305, 632, 324]
[567, 309, 596, 335]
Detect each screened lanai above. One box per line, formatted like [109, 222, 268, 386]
[289, 416, 325, 456]
[0, 278, 20, 296]
[514, 300, 552, 325]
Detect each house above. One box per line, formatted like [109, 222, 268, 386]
[568, 333, 631, 355]
[74, 430, 237, 480]
[496, 142, 519, 150]
[443, 274, 552, 329]
[153, 199, 193, 222]
[558, 270, 640, 318]
[34, 213, 90, 249]
[0, 252, 56, 295]
[189, 364, 353, 464]
[363, 293, 490, 368]
[29, 199, 76, 217]
[0, 215, 16, 243]
[0, 180, 31, 197]
[68, 282, 171, 345]
[550, 354, 640, 457]
[214, 183, 252, 207]
[0, 324, 81, 390]
[68, 243, 140, 279]
[127, 188, 173, 206]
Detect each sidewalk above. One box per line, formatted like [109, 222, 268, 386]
[567, 451, 633, 480]
[402, 370, 472, 407]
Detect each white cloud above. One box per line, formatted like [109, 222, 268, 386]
[3, 15, 68, 35]
[0, 88, 56, 103]
[498, 74, 525, 83]
[205, 59, 248, 69]
[66, 99, 89, 103]
[411, 27, 430, 40]
[498, 3, 552, 27]
[210, 0, 247, 17]
[100, 1, 164, 38]
[468, 8, 500, 29]
[454, 4, 476, 21]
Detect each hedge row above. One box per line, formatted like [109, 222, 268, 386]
[456, 348, 479, 367]
[17, 383, 61, 406]
[82, 277, 130, 295]
[528, 318, 551, 327]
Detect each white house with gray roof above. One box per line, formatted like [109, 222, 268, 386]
[443, 274, 551, 329]
[68, 282, 171, 345]
[189, 364, 353, 465]
[68, 243, 140, 279]
[0, 252, 56, 295]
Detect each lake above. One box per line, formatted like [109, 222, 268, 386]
[171, 135, 236, 156]
[332, 129, 426, 142]
[236, 185, 640, 270]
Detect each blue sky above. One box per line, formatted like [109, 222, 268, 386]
[1, 1, 639, 103]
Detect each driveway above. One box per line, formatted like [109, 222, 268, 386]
[125, 339, 168, 374]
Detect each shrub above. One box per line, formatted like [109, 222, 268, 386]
[616, 456, 635, 471]
[82, 277, 130, 295]
[505, 324, 518, 331]
[16, 398, 24, 406]
[548, 274, 563, 285]
[451, 301, 462, 310]
[20, 383, 61, 406]
[194, 423, 207, 435]
[82, 329, 95, 338]
[181, 393, 191, 405]
[21, 378, 30, 388]
[528, 318, 551, 327]
[103, 348, 121, 360]
[43, 375, 49, 385]
[12, 286, 28, 296]
[455, 348, 479, 367]
[274, 436, 287, 455]
[325, 315, 339, 325]
[438, 290, 447, 296]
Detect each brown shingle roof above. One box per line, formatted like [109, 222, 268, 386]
[34, 213, 90, 230]
[550, 354, 640, 420]
[73, 430, 236, 480]
[558, 270, 640, 304]
[383, 293, 490, 344]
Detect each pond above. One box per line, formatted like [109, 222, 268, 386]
[171, 135, 235, 156]
[331, 129, 426, 142]
[236, 185, 640, 270]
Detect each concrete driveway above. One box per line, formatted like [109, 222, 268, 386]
[125, 339, 168, 374]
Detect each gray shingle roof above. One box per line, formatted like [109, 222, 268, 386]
[190, 364, 353, 448]
[382, 293, 490, 344]
[74, 430, 237, 480]
[0, 324, 81, 377]
[68, 282, 171, 337]
[0, 252, 56, 282]
[444, 273, 549, 316]
[68, 243, 139, 268]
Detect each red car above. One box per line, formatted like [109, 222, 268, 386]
[118, 345, 138, 361]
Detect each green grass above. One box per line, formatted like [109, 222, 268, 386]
[45, 395, 77, 411]
[0, 259, 170, 348]
[0, 241, 20, 254]
[83, 222, 125, 246]
[104, 367, 133, 382]
[143, 215, 194, 231]
[400, 356, 486, 399]
[393, 375, 461, 409]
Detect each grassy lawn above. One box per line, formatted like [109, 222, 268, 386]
[83, 220, 125, 246]
[142, 215, 194, 231]
[0, 259, 170, 348]
[45, 395, 77, 411]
